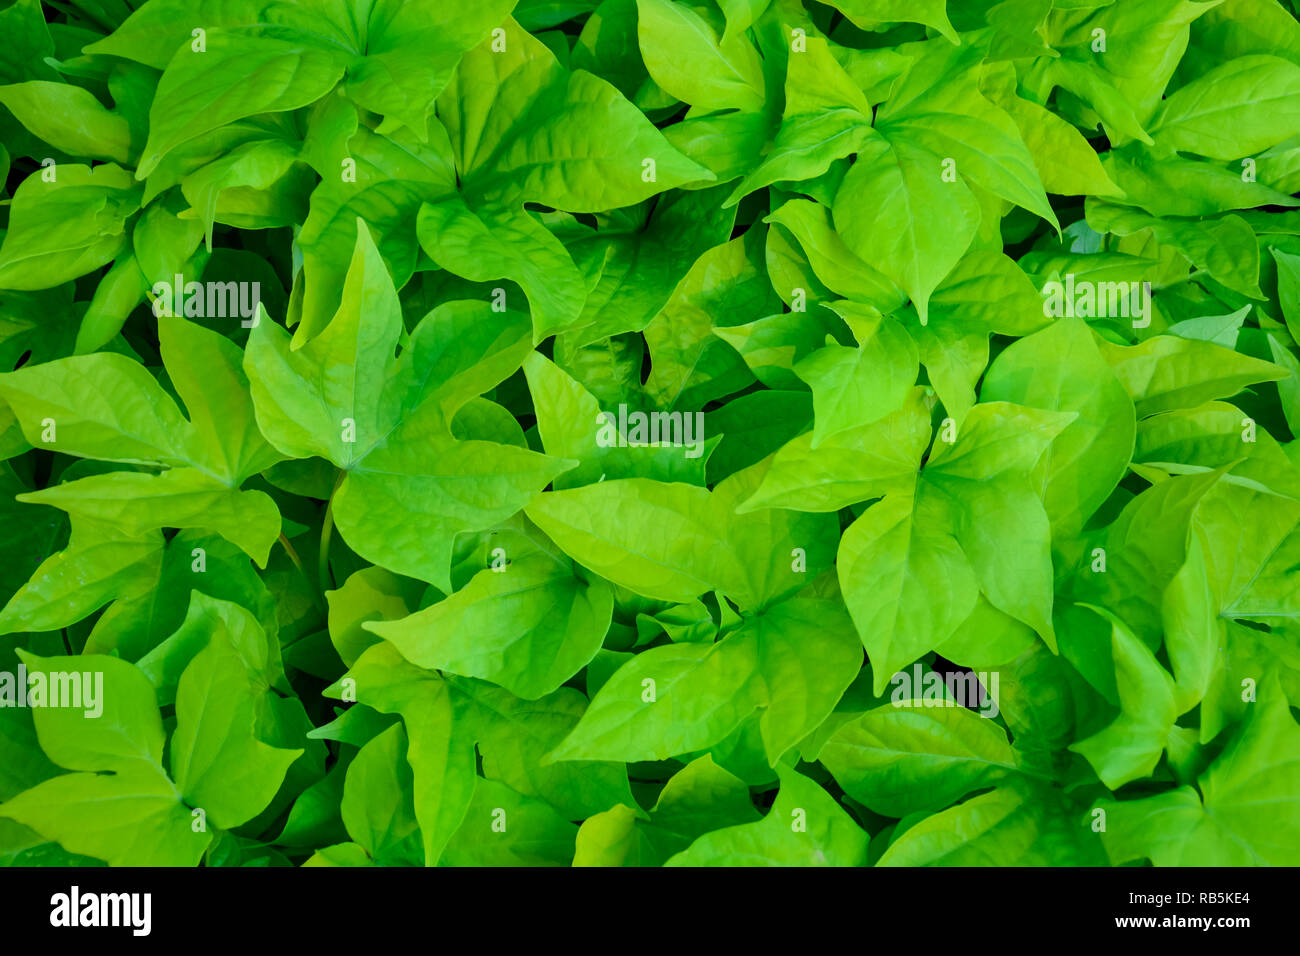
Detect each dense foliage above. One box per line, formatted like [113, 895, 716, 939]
[0, 0, 1298, 867]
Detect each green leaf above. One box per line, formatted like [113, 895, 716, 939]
[821, 703, 1018, 817]
[135, 590, 284, 706]
[443, 778, 579, 866]
[368, 548, 614, 700]
[1273, 247, 1300, 345]
[340, 722, 423, 865]
[325, 566, 422, 668]
[644, 754, 760, 851]
[552, 583, 860, 764]
[334, 438, 573, 593]
[876, 41, 1057, 231]
[573, 803, 660, 866]
[345, 0, 518, 138]
[248, 224, 572, 592]
[170, 633, 302, 829]
[1099, 677, 1300, 865]
[0, 521, 163, 637]
[1101, 144, 1299, 217]
[1040, 0, 1216, 147]
[524, 352, 712, 487]
[327, 645, 477, 866]
[665, 765, 870, 866]
[0, 352, 196, 467]
[527, 469, 837, 609]
[985, 71, 1122, 198]
[1099, 332, 1287, 416]
[636, 0, 766, 112]
[455, 677, 636, 820]
[294, 102, 457, 340]
[796, 311, 918, 447]
[416, 197, 587, 341]
[246, 221, 404, 468]
[565, 185, 738, 346]
[643, 232, 774, 411]
[0, 81, 132, 163]
[726, 36, 873, 205]
[739, 386, 932, 513]
[19, 470, 280, 567]
[765, 198, 906, 312]
[1151, 54, 1300, 160]
[137, 31, 348, 179]
[839, 492, 979, 693]
[981, 317, 1136, 535]
[548, 635, 760, 762]
[824, 1, 958, 45]
[0, 164, 141, 291]
[878, 778, 1103, 865]
[840, 402, 1074, 692]
[0, 768, 211, 867]
[1069, 607, 1178, 789]
[1086, 202, 1264, 299]
[16, 651, 164, 774]
[834, 135, 979, 324]
[441, 16, 712, 210]
[157, 315, 283, 485]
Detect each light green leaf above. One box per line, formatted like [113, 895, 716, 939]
[825, 0, 957, 44]
[334, 438, 573, 594]
[549, 636, 759, 762]
[523, 352, 712, 487]
[527, 469, 836, 609]
[325, 566, 422, 668]
[327, 644, 478, 865]
[246, 221, 403, 468]
[455, 677, 636, 820]
[739, 386, 931, 514]
[573, 803, 660, 866]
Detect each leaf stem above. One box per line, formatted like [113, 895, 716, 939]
[318, 470, 346, 594]
[279, 532, 326, 615]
